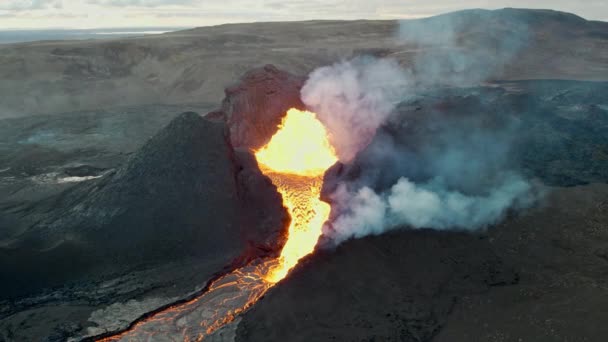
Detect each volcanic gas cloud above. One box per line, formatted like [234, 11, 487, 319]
[301, 57, 533, 244]
[98, 57, 534, 342]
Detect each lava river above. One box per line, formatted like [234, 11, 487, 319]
[96, 108, 337, 341]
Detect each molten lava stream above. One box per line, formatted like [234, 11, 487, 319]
[255, 108, 337, 283]
[97, 109, 336, 341]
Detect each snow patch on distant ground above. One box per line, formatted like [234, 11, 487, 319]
[30, 172, 105, 184]
[57, 175, 104, 183]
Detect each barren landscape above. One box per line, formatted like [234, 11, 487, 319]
[1, 8, 607, 342]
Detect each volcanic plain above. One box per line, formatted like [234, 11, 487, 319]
[1, 8, 607, 342]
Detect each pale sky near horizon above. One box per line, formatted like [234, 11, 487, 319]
[0, 0, 606, 29]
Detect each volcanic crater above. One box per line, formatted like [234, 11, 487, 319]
[1, 9, 608, 342]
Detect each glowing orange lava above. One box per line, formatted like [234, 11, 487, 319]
[96, 108, 336, 341]
[255, 108, 337, 282]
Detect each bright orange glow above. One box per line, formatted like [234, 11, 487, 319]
[255, 108, 337, 176]
[255, 108, 337, 283]
[96, 108, 337, 341]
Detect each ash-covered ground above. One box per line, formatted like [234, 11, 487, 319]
[1, 8, 608, 342]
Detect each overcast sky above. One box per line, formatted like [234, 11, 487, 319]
[1, 0, 606, 29]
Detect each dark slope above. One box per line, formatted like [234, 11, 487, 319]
[435, 183, 608, 342]
[0, 64, 300, 341]
[237, 184, 608, 342]
[237, 229, 516, 342]
[0, 112, 287, 298]
[239, 80, 608, 342]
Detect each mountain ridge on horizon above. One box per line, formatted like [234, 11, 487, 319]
[0, 6, 606, 118]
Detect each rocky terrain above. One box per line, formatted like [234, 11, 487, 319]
[0, 7, 607, 342]
[237, 79, 608, 341]
[0, 8, 606, 118]
[237, 183, 608, 342]
[0, 65, 302, 340]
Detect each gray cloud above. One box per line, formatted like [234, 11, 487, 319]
[86, 0, 198, 7]
[301, 58, 412, 163]
[398, 8, 531, 86]
[303, 55, 538, 244]
[0, 0, 62, 11]
[0, 0, 606, 27]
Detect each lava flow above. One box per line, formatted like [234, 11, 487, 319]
[97, 108, 337, 341]
[255, 108, 338, 282]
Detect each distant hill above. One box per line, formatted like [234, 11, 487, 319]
[0, 8, 606, 117]
[0, 28, 187, 45]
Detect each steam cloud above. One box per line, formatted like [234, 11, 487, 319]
[301, 58, 411, 163]
[302, 14, 535, 244]
[329, 175, 533, 244]
[398, 9, 530, 86]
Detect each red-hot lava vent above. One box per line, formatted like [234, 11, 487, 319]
[97, 108, 337, 341]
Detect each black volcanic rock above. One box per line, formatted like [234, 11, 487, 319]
[237, 229, 516, 342]
[0, 112, 287, 297]
[255, 80, 608, 342]
[322, 80, 608, 199]
[238, 184, 608, 342]
[207, 64, 306, 150]
[234, 148, 289, 256]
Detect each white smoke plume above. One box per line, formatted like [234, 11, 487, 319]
[398, 9, 530, 86]
[301, 57, 411, 163]
[300, 56, 536, 245]
[329, 175, 533, 244]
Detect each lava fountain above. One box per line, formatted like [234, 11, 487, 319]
[96, 108, 337, 341]
[256, 108, 337, 283]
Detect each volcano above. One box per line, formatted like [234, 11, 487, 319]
[1, 8, 608, 342]
[0, 111, 288, 298]
[91, 107, 338, 341]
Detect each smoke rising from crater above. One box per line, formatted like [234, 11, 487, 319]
[328, 174, 533, 244]
[301, 55, 536, 244]
[398, 9, 531, 86]
[301, 57, 412, 163]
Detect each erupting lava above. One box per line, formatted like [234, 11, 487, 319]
[97, 108, 337, 341]
[256, 108, 337, 282]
